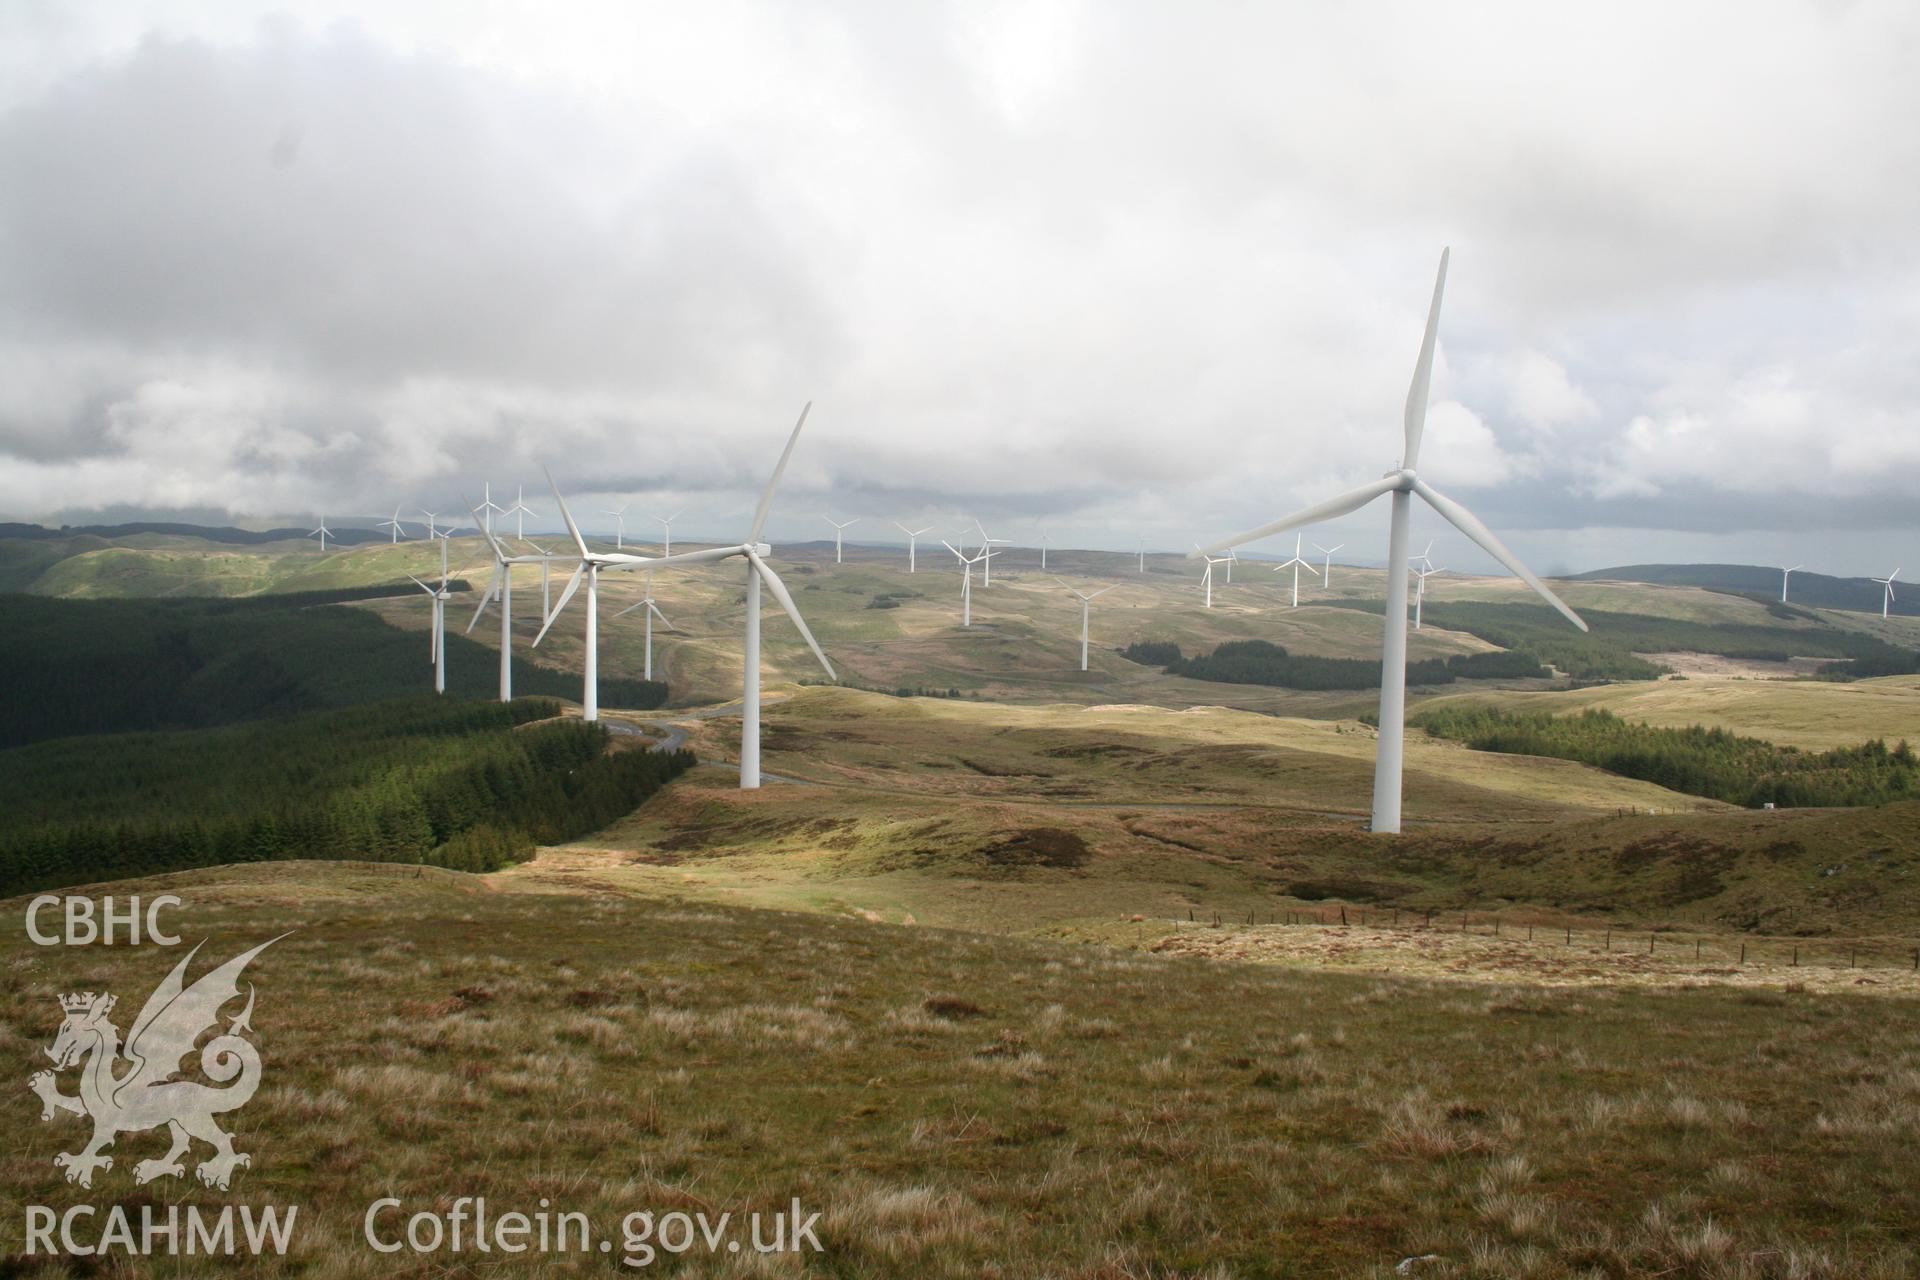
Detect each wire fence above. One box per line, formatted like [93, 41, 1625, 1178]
[1176, 904, 1920, 974]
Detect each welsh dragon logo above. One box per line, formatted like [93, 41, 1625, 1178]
[29, 935, 286, 1190]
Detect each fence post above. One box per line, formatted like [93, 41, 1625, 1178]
[1792, 945, 1798, 967]
[1649, 933, 1655, 954]
[1740, 942, 1746, 965]
[1605, 928, 1611, 952]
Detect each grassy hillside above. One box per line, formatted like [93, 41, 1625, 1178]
[1576, 561, 1919, 619]
[1416, 675, 1920, 752]
[5, 862, 1916, 1277]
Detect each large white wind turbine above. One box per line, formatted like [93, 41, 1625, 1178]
[623, 405, 836, 788]
[468, 506, 547, 702]
[378, 506, 407, 543]
[613, 572, 676, 682]
[308, 516, 333, 551]
[1056, 579, 1112, 671]
[824, 516, 860, 564]
[1314, 540, 1344, 586]
[941, 540, 993, 626]
[654, 510, 684, 558]
[1272, 534, 1315, 607]
[1780, 564, 1803, 604]
[893, 522, 933, 572]
[1873, 569, 1901, 619]
[1194, 248, 1588, 834]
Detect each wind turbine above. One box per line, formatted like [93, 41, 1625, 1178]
[479, 482, 505, 534]
[1272, 534, 1315, 607]
[1193, 248, 1587, 834]
[1412, 561, 1445, 630]
[308, 516, 333, 551]
[418, 509, 439, 540]
[1039, 529, 1051, 572]
[1197, 546, 1230, 608]
[467, 505, 547, 702]
[973, 520, 1010, 586]
[1138, 536, 1146, 574]
[407, 534, 453, 695]
[535, 481, 662, 721]
[1225, 547, 1237, 584]
[619, 405, 836, 788]
[1780, 563, 1803, 604]
[1873, 569, 1901, 619]
[654, 510, 684, 558]
[893, 521, 932, 572]
[612, 572, 677, 681]
[941, 540, 993, 626]
[378, 506, 407, 543]
[526, 542, 556, 617]
[824, 516, 859, 563]
[505, 486, 536, 540]
[1056, 579, 1112, 671]
[1314, 540, 1344, 585]
[602, 503, 630, 550]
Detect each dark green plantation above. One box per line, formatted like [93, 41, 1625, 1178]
[0, 591, 666, 748]
[0, 697, 694, 895]
[1123, 638, 1549, 690]
[1413, 704, 1919, 809]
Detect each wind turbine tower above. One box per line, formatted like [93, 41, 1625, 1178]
[308, 516, 333, 551]
[893, 522, 932, 572]
[1198, 547, 1230, 608]
[1057, 579, 1112, 671]
[654, 510, 684, 558]
[407, 534, 453, 695]
[1194, 248, 1587, 834]
[613, 572, 676, 681]
[378, 506, 407, 543]
[942, 541, 992, 626]
[1272, 534, 1315, 607]
[505, 486, 536, 540]
[1781, 564, 1803, 604]
[1314, 540, 1344, 586]
[602, 503, 629, 550]
[1873, 569, 1901, 619]
[824, 516, 860, 564]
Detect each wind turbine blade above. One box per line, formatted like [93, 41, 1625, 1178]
[1087, 586, 1113, 599]
[406, 575, 436, 596]
[544, 466, 591, 559]
[749, 402, 811, 543]
[649, 602, 677, 631]
[532, 563, 585, 646]
[646, 545, 746, 571]
[1403, 247, 1449, 471]
[612, 599, 646, 619]
[1412, 477, 1587, 632]
[1193, 476, 1399, 557]
[465, 569, 500, 633]
[747, 549, 835, 680]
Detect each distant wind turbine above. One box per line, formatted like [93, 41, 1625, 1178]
[505, 486, 536, 540]
[1138, 536, 1146, 574]
[654, 510, 684, 558]
[893, 521, 932, 572]
[941, 540, 993, 626]
[378, 506, 407, 544]
[613, 571, 676, 682]
[973, 520, 1010, 586]
[824, 516, 859, 563]
[1194, 248, 1587, 834]
[1873, 568, 1901, 619]
[1412, 559, 1445, 630]
[418, 509, 439, 540]
[1272, 534, 1315, 607]
[1314, 540, 1344, 585]
[308, 516, 333, 551]
[1197, 546, 1230, 608]
[469, 504, 546, 701]
[1039, 529, 1051, 571]
[407, 534, 453, 695]
[1056, 579, 1112, 671]
[602, 503, 629, 550]
[1780, 563, 1803, 604]
[479, 482, 505, 535]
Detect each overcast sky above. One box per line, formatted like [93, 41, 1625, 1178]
[1, 1, 1915, 576]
